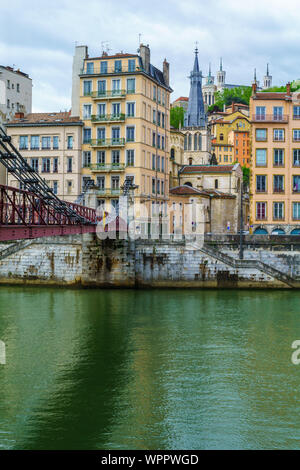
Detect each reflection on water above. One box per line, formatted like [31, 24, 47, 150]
[0, 287, 300, 450]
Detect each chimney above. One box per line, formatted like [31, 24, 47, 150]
[71, 45, 88, 116]
[232, 102, 235, 113]
[140, 44, 150, 73]
[14, 112, 24, 119]
[286, 82, 291, 96]
[163, 58, 169, 86]
[252, 82, 257, 96]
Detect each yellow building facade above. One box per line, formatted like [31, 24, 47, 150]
[250, 83, 300, 234]
[77, 45, 172, 217]
[211, 109, 250, 165]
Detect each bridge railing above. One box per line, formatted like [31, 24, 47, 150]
[0, 185, 96, 226]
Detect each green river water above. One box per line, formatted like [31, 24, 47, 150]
[0, 286, 300, 450]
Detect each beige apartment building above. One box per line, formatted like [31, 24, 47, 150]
[250, 83, 300, 234]
[6, 112, 83, 202]
[72, 44, 172, 216]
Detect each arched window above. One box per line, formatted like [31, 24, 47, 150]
[220, 133, 224, 141]
[170, 148, 175, 159]
[272, 228, 285, 235]
[194, 133, 198, 151]
[184, 182, 193, 187]
[184, 135, 187, 150]
[254, 227, 268, 235]
[189, 158, 193, 165]
[215, 179, 218, 189]
[198, 134, 202, 151]
[291, 229, 300, 235]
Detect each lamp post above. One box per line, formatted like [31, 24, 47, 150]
[239, 182, 246, 260]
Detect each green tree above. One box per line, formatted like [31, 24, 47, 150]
[242, 165, 250, 186]
[170, 106, 185, 128]
[208, 86, 252, 112]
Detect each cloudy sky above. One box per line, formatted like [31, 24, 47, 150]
[1, 0, 300, 112]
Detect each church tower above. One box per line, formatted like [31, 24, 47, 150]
[217, 58, 226, 90]
[252, 68, 260, 89]
[184, 47, 207, 128]
[263, 64, 272, 90]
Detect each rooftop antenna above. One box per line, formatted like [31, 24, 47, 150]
[101, 41, 110, 55]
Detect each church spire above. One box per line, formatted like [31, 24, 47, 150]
[209, 62, 212, 77]
[184, 48, 207, 128]
[220, 57, 223, 71]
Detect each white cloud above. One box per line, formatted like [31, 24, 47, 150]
[2, 0, 300, 111]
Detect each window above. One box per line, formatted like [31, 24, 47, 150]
[17, 83, 20, 93]
[273, 106, 283, 120]
[256, 202, 266, 220]
[41, 136, 51, 149]
[126, 126, 135, 142]
[83, 104, 92, 119]
[293, 149, 300, 166]
[53, 136, 59, 149]
[152, 178, 156, 194]
[7, 80, 10, 89]
[42, 158, 50, 173]
[126, 150, 134, 166]
[152, 154, 156, 170]
[157, 156, 160, 171]
[273, 129, 284, 141]
[157, 111, 161, 127]
[273, 175, 284, 192]
[111, 127, 120, 141]
[112, 102, 120, 116]
[82, 151, 91, 167]
[97, 151, 105, 165]
[128, 59, 136, 72]
[273, 202, 284, 220]
[111, 176, 119, 190]
[67, 157, 72, 173]
[127, 78, 135, 93]
[19, 135, 28, 150]
[157, 134, 161, 149]
[153, 85, 157, 101]
[294, 106, 300, 119]
[7, 99, 10, 108]
[153, 109, 156, 124]
[161, 181, 164, 195]
[215, 179, 218, 189]
[256, 175, 266, 192]
[112, 150, 120, 165]
[157, 180, 160, 194]
[293, 176, 300, 192]
[83, 81, 92, 96]
[86, 62, 94, 74]
[31, 136, 39, 150]
[126, 102, 135, 117]
[53, 181, 58, 195]
[98, 80, 106, 95]
[83, 128, 91, 143]
[114, 60, 122, 72]
[53, 158, 58, 173]
[293, 202, 300, 220]
[162, 157, 165, 172]
[274, 149, 284, 166]
[255, 106, 266, 120]
[220, 133, 224, 141]
[97, 176, 105, 190]
[162, 113, 165, 128]
[293, 130, 300, 141]
[256, 129, 267, 141]
[31, 158, 39, 172]
[256, 149, 267, 166]
[100, 61, 107, 74]
[112, 79, 121, 94]
[98, 103, 106, 117]
[67, 136, 73, 150]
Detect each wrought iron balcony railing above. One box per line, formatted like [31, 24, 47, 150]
[90, 138, 125, 147]
[90, 163, 125, 172]
[252, 114, 289, 123]
[91, 114, 125, 122]
[80, 65, 144, 75]
[96, 187, 121, 197]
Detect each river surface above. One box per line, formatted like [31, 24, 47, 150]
[0, 287, 300, 450]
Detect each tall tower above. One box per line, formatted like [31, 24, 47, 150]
[184, 47, 207, 128]
[252, 68, 260, 89]
[263, 64, 272, 90]
[217, 58, 226, 89]
[206, 62, 214, 85]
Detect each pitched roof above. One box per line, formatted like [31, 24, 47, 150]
[174, 96, 189, 102]
[6, 112, 83, 126]
[179, 165, 235, 174]
[254, 92, 290, 100]
[170, 185, 235, 199]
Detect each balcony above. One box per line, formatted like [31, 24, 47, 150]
[91, 90, 126, 99]
[91, 114, 125, 123]
[252, 114, 289, 123]
[80, 65, 144, 75]
[90, 138, 125, 147]
[97, 188, 121, 197]
[273, 188, 285, 193]
[90, 163, 125, 172]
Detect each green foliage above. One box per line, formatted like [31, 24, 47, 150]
[170, 106, 185, 129]
[208, 86, 252, 113]
[242, 166, 250, 185]
[262, 81, 300, 93]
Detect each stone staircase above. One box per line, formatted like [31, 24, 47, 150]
[0, 239, 34, 262]
[188, 241, 297, 288]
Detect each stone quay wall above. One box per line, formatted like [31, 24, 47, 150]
[0, 233, 300, 288]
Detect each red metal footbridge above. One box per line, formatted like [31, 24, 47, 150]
[0, 126, 97, 241]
